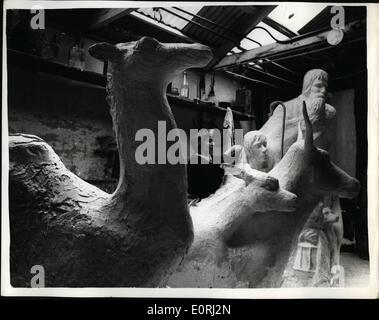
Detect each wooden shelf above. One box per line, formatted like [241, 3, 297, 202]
[166, 94, 254, 120]
[7, 49, 255, 121]
[7, 49, 106, 87]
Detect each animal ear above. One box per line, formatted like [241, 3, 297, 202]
[221, 163, 253, 185]
[223, 145, 243, 164]
[222, 163, 279, 190]
[88, 43, 120, 61]
[221, 163, 244, 177]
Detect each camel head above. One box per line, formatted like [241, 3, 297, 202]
[89, 37, 213, 85]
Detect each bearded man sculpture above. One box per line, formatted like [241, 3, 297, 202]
[260, 69, 336, 169]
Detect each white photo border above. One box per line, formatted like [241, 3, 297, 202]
[2, 1, 378, 298]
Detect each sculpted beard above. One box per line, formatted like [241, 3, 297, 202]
[306, 96, 326, 125]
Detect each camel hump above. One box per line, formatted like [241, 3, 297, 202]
[9, 133, 108, 215]
[9, 133, 45, 144]
[9, 133, 63, 169]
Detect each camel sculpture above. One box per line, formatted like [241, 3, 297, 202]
[8, 38, 301, 288]
[8, 38, 359, 289]
[9, 37, 215, 287]
[165, 104, 359, 288]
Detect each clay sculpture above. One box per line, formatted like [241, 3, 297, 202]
[9, 37, 213, 287]
[165, 104, 359, 288]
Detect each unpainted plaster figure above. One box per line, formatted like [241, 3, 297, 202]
[224, 131, 270, 173]
[260, 69, 336, 170]
[165, 163, 298, 288]
[323, 205, 345, 287]
[222, 107, 235, 152]
[164, 105, 359, 288]
[9, 37, 213, 287]
[243, 131, 269, 171]
[256, 69, 345, 286]
[237, 106, 358, 288]
[282, 202, 341, 287]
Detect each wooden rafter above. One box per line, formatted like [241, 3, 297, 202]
[205, 5, 275, 70]
[215, 19, 364, 69]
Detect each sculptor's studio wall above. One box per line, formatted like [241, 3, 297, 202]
[328, 89, 357, 178]
[46, 26, 242, 104]
[7, 64, 245, 192]
[7, 21, 253, 193]
[7, 65, 117, 191]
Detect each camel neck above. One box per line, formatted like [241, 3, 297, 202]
[105, 69, 185, 207]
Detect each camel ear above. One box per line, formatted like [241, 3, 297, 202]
[89, 43, 120, 61]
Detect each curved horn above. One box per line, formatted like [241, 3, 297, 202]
[302, 101, 314, 150]
[297, 121, 303, 142]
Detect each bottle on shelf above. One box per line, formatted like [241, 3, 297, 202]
[68, 39, 85, 70]
[180, 71, 189, 98]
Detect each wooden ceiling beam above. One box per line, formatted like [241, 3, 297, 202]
[214, 19, 364, 69]
[205, 5, 275, 70]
